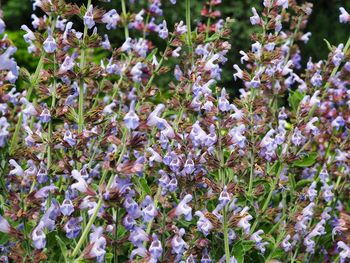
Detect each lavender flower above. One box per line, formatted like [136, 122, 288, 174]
[339, 7, 350, 23]
[43, 28, 57, 53]
[124, 100, 139, 129]
[175, 194, 193, 221]
[83, 5, 95, 29]
[102, 9, 120, 30]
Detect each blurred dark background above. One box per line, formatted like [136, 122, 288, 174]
[1, 0, 349, 90]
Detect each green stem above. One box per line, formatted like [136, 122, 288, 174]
[114, 208, 120, 263]
[47, 53, 57, 170]
[306, 35, 350, 121]
[71, 128, 128, 260]
[223, 205, 230, 263]
[185, 0, 193, 65]
[143, 186, 161, 247]
[9, 53, 45, 155]
[250, 164, 283, 234]
[78, 0, 91, 134]
[121, 0, 129, 39]
[247, 89, 256, 196]
[205, 4, 212, 40]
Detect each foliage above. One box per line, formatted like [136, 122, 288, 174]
[0, 1, 349, 263]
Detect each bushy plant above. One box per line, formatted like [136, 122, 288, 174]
[0, 1, 350, 262]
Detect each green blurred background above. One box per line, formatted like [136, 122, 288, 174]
[1, 0, 349, 89]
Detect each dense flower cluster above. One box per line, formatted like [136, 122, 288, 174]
[0, 0, 350, 262]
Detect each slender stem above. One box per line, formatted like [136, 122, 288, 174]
[185, 0, 193, 66]
[247, 89, 256, 196]
[114, 208, 120, 263]
[143, 186, 161, 246]
[9, 54, 45, 155]
[78, 0, 91, 134]
[205, 4, 212, 40]
[250, 164, 283, 234]
[71, 128, 128, 260]
[216, 122, 230, 263]
[47, 52, 57, 170]
[306, 35, 350, 121]
[223, 205, 230, 263]
[284, 15, 303, 64]
[121, 0, 129, 39]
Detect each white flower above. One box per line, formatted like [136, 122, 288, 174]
[339, 7, 350, 24]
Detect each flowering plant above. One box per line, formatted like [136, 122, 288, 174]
[0, 0, 350, 262]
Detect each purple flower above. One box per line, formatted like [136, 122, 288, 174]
[39, 108, 51, 123]
[32, 222, 46, 250]
[176, 21, 187, 35]
[21, 25, 35, 43]
[130, 62, 143, 83]
[305, 117, 319, 136]
[9, 159, 23, 176]
[88, 227, 107, 263]
[233, 64, 243, 80]
[124, 196, 141, 219]
[219, 186, 231, 206]
[102, 9, 120, 30]
[34, 185, 58, 199]
[71, 169, 95, 195]
[59, 55, 75, 74]
[43, 28, 57, 53]
[123, 214, 137, 230]
[337, 241, 350, 263]
[64, 217, 82, 239]
[157, 20, 168, 39]
[60, 199, 75, 216]
[301, 32, 312, 43]
[0, 216, 11, 234]
[124, 100, 139, 130]
[331, 116, 345, 129]
[175, 194, 193, 221]
[339, 7, 350, 24]
[307, 182, 317, 202]
[171, 228, 188, 256]
[281, 234, 292, 252]
[83, 5, 95, 29]
[149, 234, 163, 260]
[321, 183, 334, 202]
[332, 44, 344, 66]
[195, 211, 213, 236]
[237, 207, 253, 234]
[141, 196, 157, 222]
[0, 18, 5, 35]
[277, 0, 288, 9]
[101, 34, 111, 50]
[250, 8, 261, 25]
[56, 16, 67, 31]
[128, 227, 149, 247]
[310, 71, 322, 87]
[218, 88, 231, 112]
[133, 38, 148, 57]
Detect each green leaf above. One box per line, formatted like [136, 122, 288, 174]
[105, 252, 113, 263]
[323, 38, 333, 51]
[267, 161, 281, 175]
[288, 90, 304, 113]
[138, 177, 151, 196]
[232, 241, 245, 263]
[55, 235, 68, 262]
[296, 179, 312, 190]
[0, 233, 9, 245]
[292, 153, 317, 168]
[205, 32, 221, 43]
[289, 173, 296, 191]
[146, 48, 158, 61]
